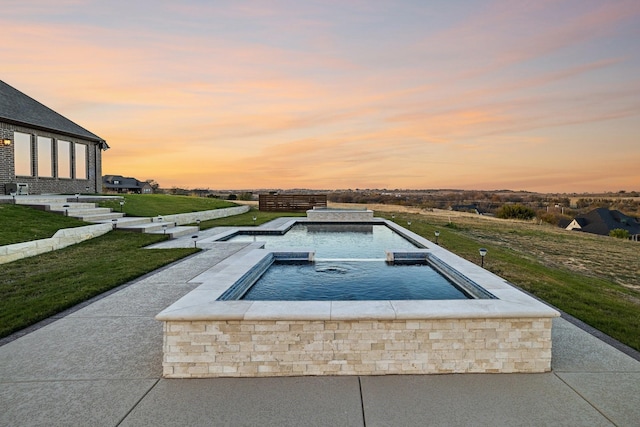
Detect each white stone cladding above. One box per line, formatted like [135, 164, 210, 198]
[306, 209, 374, 221]
[162, 318, 553, 377]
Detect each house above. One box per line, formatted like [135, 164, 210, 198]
[102, 175, 153, 194]
[0, 80, 109, 195]
[565, 208, 640, 240]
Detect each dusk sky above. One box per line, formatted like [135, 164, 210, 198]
[3, 1, 639, 193]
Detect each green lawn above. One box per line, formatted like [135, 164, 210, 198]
[198, 207, 306, 229]
[98, 194, 238, 217]
[0, 204, 88, 246]
[0, 232, 197, 338]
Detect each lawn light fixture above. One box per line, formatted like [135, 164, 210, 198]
[10, 191, 16, 203]
[196, 219, 201, 230]
[2, 138, 11, 146]
[75, 193, 80, 202]
[63, 204, 70, 216]
[479, 248, 488, 268]
[192, 235, 198, 248]
[162, 224, 168, 234]
[252, 216, 257, 225]
[434, 230, 440, 245]
[119, 201, 124, 212]
[391, 214, 395, 221]
[407, 221, 411, 228]
[112, 218, 118, 230]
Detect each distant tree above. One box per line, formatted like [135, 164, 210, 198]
[227, 194, 237, 200]
[609, 229, 630, 239]
[496, 204, 536, 220]
[238, 192, 253, 201]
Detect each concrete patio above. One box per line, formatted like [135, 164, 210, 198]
[1, 231, 639, 426]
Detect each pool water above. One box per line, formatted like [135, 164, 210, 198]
[241, 260, 470, 301]
[225, 223, 419, 259]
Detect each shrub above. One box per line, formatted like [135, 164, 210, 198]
[496, 204, 536, 220]
[610, 228, 630, 239]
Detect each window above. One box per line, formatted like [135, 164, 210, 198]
[74, 143, 87, 179]
[37, 136, 53, 177]
[57, 140, 71, 178]
[14, 132, 32, 176]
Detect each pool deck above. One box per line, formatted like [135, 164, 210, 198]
[1, 226, 640, 426]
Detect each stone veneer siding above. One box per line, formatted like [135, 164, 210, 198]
[0, 121, 102, 195]
[306, 209, 374, 222]
[162, 318, 553, 378]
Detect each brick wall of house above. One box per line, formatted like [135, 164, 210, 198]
[0, 121, 103, 195]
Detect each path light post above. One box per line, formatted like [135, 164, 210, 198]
[479, 248, 488, 268]
[391, 214, 395, 221]
[434, 230, 440, 245]
[196, 219, 201, 231]
[63, 204, 69, 216]
[252, 216, 257, 226]
[407, 221, 411, 229]
[192, 235, 198, 248]
[75, 193, 80, 203]
[119, 201, 124, 212]
[112, 218, 118, 230]
[10, 191, 16, 204]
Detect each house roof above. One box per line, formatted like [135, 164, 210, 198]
[103, 175, 150, 190]
[572, 208, 640, 236]
[0, 80, 107, 146]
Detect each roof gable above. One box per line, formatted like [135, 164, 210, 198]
[0, 80, 105, 144]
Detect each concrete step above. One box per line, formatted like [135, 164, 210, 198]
[45, 202, 98, 210]
[148, 225, 200, 239]
[117, 221, 177, 233]
[96, 217, 152, 228]
[52, 207, 113, 216]
[79, 212, 126, 222]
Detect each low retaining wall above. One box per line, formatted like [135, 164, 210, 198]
[162, 317, 553, 377]
[306, 209, 374, 222]
[161, 205, 250, 225]
[0, 223, 112, 264]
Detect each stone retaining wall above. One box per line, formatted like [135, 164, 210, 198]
[162, 317, 553, 378]
[161, 205, 250, 225]
[306, 209, 374, 222]
[0, 223, 112, 264]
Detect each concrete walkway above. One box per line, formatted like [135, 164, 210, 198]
[1, 242, 640, 426]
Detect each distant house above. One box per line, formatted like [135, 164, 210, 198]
[1, 80, 109, 195]
[102, 175, 153, 194]
[565, 208, 640, 240]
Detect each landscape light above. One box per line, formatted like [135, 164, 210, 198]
[435, 230, 440, 245]
[2, 139, 11, 146]
[479, 248, 488, 268]
[196, 219, 201, 230]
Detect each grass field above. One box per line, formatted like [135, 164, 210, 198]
[0, 204, 88, 246]
[0, 232, 197, 338]
[98, 194, 237, 217]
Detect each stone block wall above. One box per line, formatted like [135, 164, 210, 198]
[162, 318, 553, 378]
[306, 209, 374, 222]
[0, 223, 112, 264]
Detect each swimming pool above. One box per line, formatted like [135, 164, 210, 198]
[157, 211, 559, 378]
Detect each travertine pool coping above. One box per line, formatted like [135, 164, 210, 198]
[156, 218, 559, 322]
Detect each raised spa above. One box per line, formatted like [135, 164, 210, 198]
[156, 209, 559, 378]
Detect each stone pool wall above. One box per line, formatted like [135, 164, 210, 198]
[306, 209, 374, 222]
[162, 317, 553, 378]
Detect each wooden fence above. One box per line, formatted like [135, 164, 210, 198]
[259, 194, 327, 212]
